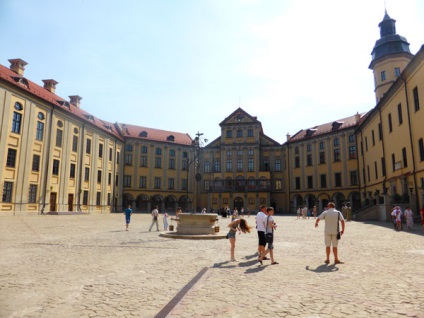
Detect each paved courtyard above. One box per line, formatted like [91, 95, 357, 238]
[1, 212, 423, 318]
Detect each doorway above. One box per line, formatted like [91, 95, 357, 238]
[68, 194, 74, 211]
[50, 192, 57, 212]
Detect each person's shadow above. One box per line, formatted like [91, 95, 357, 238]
[305, 264, 339, 273]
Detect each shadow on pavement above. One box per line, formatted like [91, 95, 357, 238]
[305, 264, 339, 273]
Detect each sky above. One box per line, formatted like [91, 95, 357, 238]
[1, 0, 424, 145]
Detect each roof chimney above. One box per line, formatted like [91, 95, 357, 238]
[42, 79, 58, 94]
[355, 112, 361, 123]
[286, 133, 291, 141]
[8, 58, 28, 76]
[69, 95, 82, 108]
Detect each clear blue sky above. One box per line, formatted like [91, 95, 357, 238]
[1, 0, 423, 144]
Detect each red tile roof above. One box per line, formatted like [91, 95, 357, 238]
[0, 63, 123, 141]
[288, 113, 366, 142]
[118, 123, 193, 146]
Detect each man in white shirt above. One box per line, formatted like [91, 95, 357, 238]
[315, 202, 345, 265]
[149, 206, 159, 231]
[255, 205, 268, 261]
[259, 207, 278, 265]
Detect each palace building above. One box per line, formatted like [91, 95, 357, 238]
[1, 11, 424, 217]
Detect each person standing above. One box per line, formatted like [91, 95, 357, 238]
[255, 205, 268, 261]
[124, 205, 132, 231]
[258, 207, 278, 265]
[404, 207, 414, 230]
[227, 218, 252, 262]
[420, 205, 424, 232]
[315, 202, 345, 265]
[163, 212, 169, 231]
[149, 206, 159, 231]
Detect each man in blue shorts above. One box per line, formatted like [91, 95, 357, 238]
[125, 205, 132, 231]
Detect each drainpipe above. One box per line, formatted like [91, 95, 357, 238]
[40, 107, 54, 214]
[286, 143, 291, 213]
[377, 105, 387, 194]
[77, 124, 85, 212]
[401, 75, 419, 210]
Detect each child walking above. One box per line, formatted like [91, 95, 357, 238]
[163, 212, 169, 231]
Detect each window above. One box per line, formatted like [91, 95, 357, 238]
[70, 163, 76, 178]
[99, 144, 103, 158]
[139, 176, 147, 188]
[295, 147, 299, 154]
[381, 70, 386, 81]
[306, 144, 312, 152]
[28, 184, 37, 203]
[36, 122, 44, 141]
[334, 149, 340, 162]
[155, 157, 162, 168]
[126, 144, 133, 152]
[140, 156, 147, 167]
[295, 157, 300, 168]
[402, 147, 408, 168]
[374, 161, 378, 179]
[394, 67, 400, 77]
[168, 178, 175, 189]
[182, 160, 188, 171]
[115, 175, 119, 186]
[378, 123, 382, 141]
[204, 161, 211, 173]
[247, 129, 253, 137]
[248, 149, 254, 156]
[306, 154, 312, 166]
[56, 129, 62, 147]
[275, 179, 282, 190]
[83, 191, 89, 205]
[319, 152, 325, 164]
[141, 146, 148, 154]
[6, 149, 17, 167]
[333, 138, 339, 146]
[97, 170, 102, 183]
[348, 134, 355, 143]
[182, 151, 188, 158]
[108, 173, 111, 185]
[2, 181, 13, 202]
[125, 154, 133, 166]
[372, 130, 375, 146]
[335, 172, 342, 187]
[350, 171, 358, 185]
[12, 112, 22, 134]
[72, 136, 78, 152]
[367, 165, 370, 182]
[349, 146, 357, 159]
[237, 130, 243, 137]
[388, 113, 393, 132]
[204, 181, 210, 191]
[226, 150, 232, 156]
[86, 139, 92, 154]
[116, 151, 120, 164]
[96, 192, 101, 206]
[307, 176, 313, 189]
[392, 154, 396, 172]
[154, 177, 161, 189]
[320, 174, 327, 188]
[319, 141, 324, 150]
[52, 159, 60, 175]
[226, 159, 232, 172]
[381, 157, 386, 177]
[215, 160, 221, 172]
[169, 158, 175, 169]
[263, 159, 269, 171]
[237, 159, 243, 171]
[155, 148, 162, 155]
[413, 86, 420, 111]
[275, 159, 281, 171]
[295, 177, 300, 190]
[84, 167, 90, 181]
[237, 150, 242, 156]
[365, 137, 368, 151]
[397, 103, 403, 125]
[124, 175, 131, 187]
[109, 148, 113, 161]
[248, 158, 254, 172]
[226, 130, 232, 138]
[182, 179, 188, 190]
[170, 149, 175, 156]
[419, 139, 424, 161]
[32, 154, 40, 171]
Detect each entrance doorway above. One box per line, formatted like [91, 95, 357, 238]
[233, 197, 244, 213]
[50, 192, 57, 212]
[68, 194, 74, 211]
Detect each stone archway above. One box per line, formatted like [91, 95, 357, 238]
[135, 194, 149, 213]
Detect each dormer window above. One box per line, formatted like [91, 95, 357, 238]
[306, 128, 317, 136]
[12, 76, 29, 88]
[57, 100, 70, 108]
[139, 131, 148, 137]
[83, 114, 94, 122]
[167, 135, 175, 142]
[331, 121, 343, 130]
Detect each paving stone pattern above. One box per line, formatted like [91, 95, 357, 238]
[0, 213, 423, 318]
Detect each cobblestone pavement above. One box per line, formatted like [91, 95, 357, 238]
[1, 213, 424, 318]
